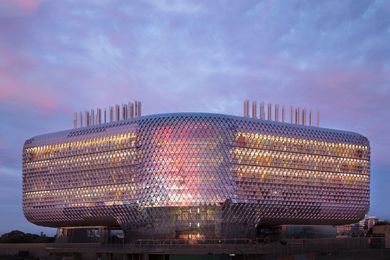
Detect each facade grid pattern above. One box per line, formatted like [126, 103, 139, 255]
[22, 113, 370, 239]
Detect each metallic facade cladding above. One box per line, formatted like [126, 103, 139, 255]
[22, 113, 370, 239]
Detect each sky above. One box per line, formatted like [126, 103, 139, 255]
[0, 0, 389, 236]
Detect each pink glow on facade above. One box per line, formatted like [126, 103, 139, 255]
[148, 122, 224, 207]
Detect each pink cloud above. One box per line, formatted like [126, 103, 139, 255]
[0, 47, 59, 111]
[0, 0, 42, 16]
[0, 76, 58, 111]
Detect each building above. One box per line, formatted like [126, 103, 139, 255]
[336, 215, 379, 237]
[22, 102, 370, 240]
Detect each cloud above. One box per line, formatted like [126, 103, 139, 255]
[145, 0, 207, 15]
[0, 47, 59, 111]
[0, 0, 43, 17]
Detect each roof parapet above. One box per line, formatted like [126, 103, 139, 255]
[73, 100, 142, 128]
[243, 100, 320, 127]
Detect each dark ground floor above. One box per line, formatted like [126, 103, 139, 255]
[0, 237, 389, 260]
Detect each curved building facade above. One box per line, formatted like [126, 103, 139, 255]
[22, 113, 370, 239]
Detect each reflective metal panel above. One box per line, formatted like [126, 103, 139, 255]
[22, 113, 370, 238]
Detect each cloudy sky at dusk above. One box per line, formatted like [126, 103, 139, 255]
[0, 0, 389, 235]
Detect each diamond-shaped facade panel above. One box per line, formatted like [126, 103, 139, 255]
[22, 113, 370, 239]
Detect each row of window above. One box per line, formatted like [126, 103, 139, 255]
[24, 132, 137, 162]
[236, 132, 369, 159]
